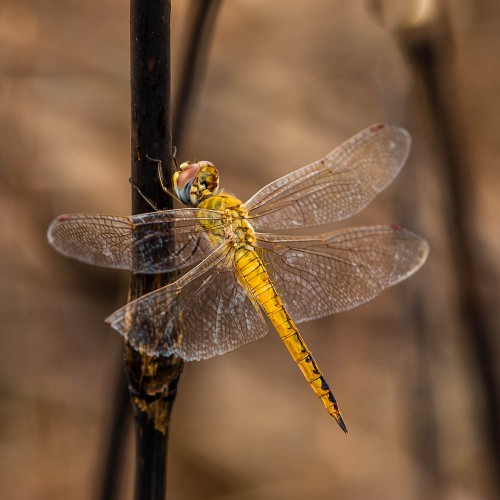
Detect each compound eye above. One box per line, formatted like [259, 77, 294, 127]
[197, 162, 219, 195]
[174, 162, 200, 205]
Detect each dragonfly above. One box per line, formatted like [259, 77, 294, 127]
[47, 123, 429, 433]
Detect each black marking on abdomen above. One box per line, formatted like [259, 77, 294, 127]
[320, 376, 329, 391]
[328, 392, 339, 406]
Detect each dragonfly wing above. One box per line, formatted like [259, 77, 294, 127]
[246, 124, 411, 230]
[47, 208, 222, 273]
[106, 244, 268, 360]
[256, 226, 429, 323]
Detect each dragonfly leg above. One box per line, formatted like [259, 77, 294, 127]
[172, 145, 179, 169]
[145, 154, 179, 202]
[128, 177, 162, 211]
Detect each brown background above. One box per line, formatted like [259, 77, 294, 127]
[1, 1, 499, 499]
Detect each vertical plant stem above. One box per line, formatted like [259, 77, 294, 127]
[124, 346, 182, 500]
[98, 2, 225, 498]
[128, 1, 183, 499]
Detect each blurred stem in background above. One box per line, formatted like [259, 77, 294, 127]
[367, 0, 500, 495]
[173, 0, 223, 156]
[98, 371, 130, 500]
[98, 2, 224, 499]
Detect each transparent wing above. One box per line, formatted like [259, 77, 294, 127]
[255, 225, 429, 323]
[246, 124, 411, 230]
[106, 244, 268, 360]
[47, 208, 224, 273]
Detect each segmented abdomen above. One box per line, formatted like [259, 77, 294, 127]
[234, 247, 347, 431]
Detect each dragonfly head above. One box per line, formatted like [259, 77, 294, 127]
[173, 161, 219, 206]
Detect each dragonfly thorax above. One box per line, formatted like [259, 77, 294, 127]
[198, 193, 257, 250]
[173, 161, 219, 206]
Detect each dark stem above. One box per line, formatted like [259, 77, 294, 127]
[128, 1, 183, 499]
[124, 345, 183, 500]
[98, 2, 225, 498]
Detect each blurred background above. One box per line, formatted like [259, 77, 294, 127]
[1, 0, 499, 499]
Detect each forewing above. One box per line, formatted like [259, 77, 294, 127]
[246, 124, 411, 230]
[47, 208, 223, 273]
[256, 226, 429, 323]
[106, 244, 268, 360]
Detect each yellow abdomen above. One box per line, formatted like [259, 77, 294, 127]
[197, 194, 347, 431]
[234, 246, 347, 432]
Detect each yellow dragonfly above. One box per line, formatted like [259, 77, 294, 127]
[47, 123, 429, 433]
